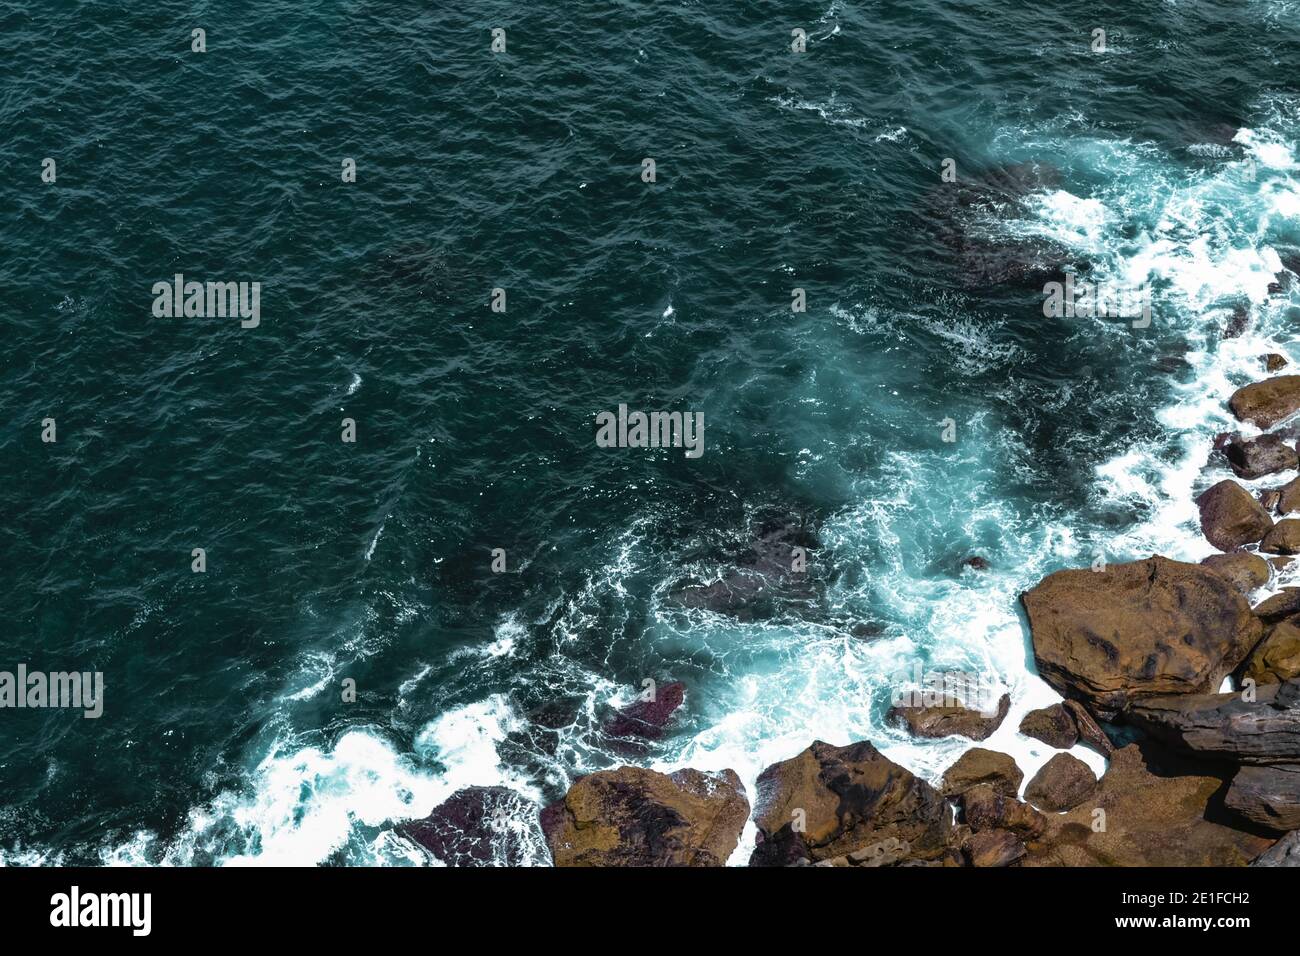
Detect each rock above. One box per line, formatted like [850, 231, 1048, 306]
[1243, 621, 1300, 686]
[1063, 700, 1116, 756]
[1262, 489, 1283, 512]
[748, 740, 951, 866]
[1280, 477, 1300, 514]
[1272, 557, 1294, 573]
[1224, 433, 1299, 479]
[1200, 551, 1271, 595]
[845, 836, 914, 867]
[1224, 302, 1251, 339]
[540, 766, 749, 867]
[1126, 678, 1300, 763]
[1226, 764, 1300, 831]
[1229, 376, 1300, 429]
[962, 828, 1025, 867]
[1025, 753, 1097, 812]
[887, 693, 1010, 741]
[1021, 556, 1263, 719]
[1262, 519, 1300, 554]
[1252, 830, 1300, 866]
[961, 783, 1046, 837]
[1024, 743, 1273, 866]
[1196, 480, 1274, 551]
[1266, 354, 1290, 373]
[1255, 588, 1300, 623]
[940, 748, 1023, 797]
[1019, 704, 1079, 749]
[400, 787, 538, 866]
[603, 681, 686, 740]
[961, 555, 990, 571]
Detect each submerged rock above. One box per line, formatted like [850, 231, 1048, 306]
[941, 748, 1023, 797]
[887, 693, 1010, 741]
[1023, 743, 1273, 866]
[1224, 433, 1298, 479]
[1126, 678, 1300, 763]
[1019, 703, 1079, 749]
[1197, 480, 1274, 551]
[1226, 764, 1300, 831]
[1229, 376, 1300, 429]
[603, 681, 686, 741]
[748, 740, 951, 866]
[1200, 551, 1271, 595]
[1025, 753, 1096, 812]
[540, 766, 749, 867]
[1021, 556, 1263, 720]
[400, 787, 539, 866]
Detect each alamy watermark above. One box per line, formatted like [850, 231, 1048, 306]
[889, 664, 1001, 717]
[0, 665, 103, 718]
[151, 273, 261, 328]
[1043, 274, 1151, 328]
[595, 404, 705, 458]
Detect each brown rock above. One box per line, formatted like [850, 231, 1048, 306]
[940, 748, 1023, 797]
[1196, 480, 1274, 551]
[1021, 556, 1263, 720]
[540, 766, 749, 867]
[887, 693, 1010, 741]
[400, 786, 538, 866]
[1200, 551, 1271, 595]
[1229, 376, 1300, 429]
[1262, 489, 1283, 512]
[1254, 587, 1300, 623]
[1262, 519, 1300, 554]
[1023, 743, 1273, 866]
[1125, 678, 1300, 764]
[962, 783, 1046, 837]
[1266, 353, 1290, 373]
[962, 828, 1025, 867]
[1226, 764, 1300, 831]
[1019, 704, 1078, 749]
[1224, 433, 1299, 479]
[1025, 753, 1097, 812]
[1063, 700, 1116, 756]
[1243, 620, 1300, 686]
[1280, 477, 1300, 514]
[748, 739, 951, 866]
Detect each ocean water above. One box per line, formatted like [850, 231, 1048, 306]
[1, 1, 1298, 866]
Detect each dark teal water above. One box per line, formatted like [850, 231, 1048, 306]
[2, 1, 1298, 864]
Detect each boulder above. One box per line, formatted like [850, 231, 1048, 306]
[961, 555, 991, 571]
[1224, 433, 1298, 479]
[1226, 764, 1300, 831]
[887, 693, 1010, 741]
[961, 783, 1046, 837]
[1262, 519, 1300, 555]
[603, 681, 686, 740]
[1242, 621, 1300, 686]
[1063, 700, 1116, 756]
[1255, 587, 1300, 623]
[1024, 753, 1097, 812]
[540, 766, 748, 867]
[940, 748, 1023, 797]
[1196, 480, 1274, 551]
[1200, 551, 1270, 595]
[1021, 556, 1263, 719]
[962, 828, 1026, 867]
[748, 740, 951, 866]
[1266, 354, 1290, 373]
[1262, 489, 1283, 512]
[1126, 678, 1300, 763]
[400, 786, 539, 866]
[1229, 376, 1300, 429]
[1023, 743, 1273, 866]
[1252, 830, 1300, 866]
[1280, 477, 1300, 514]
[1019, 704, 1078, 749]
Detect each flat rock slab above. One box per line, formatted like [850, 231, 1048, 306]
[1126, 678, 1300, 764]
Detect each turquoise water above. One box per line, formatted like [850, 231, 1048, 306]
[1, 1, 1299, 864]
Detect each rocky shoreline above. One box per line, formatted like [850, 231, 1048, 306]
[403, 362, 1300, 867]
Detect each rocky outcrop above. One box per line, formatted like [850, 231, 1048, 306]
[1025, 753, 1097, 812]
[540, 766, 748, 866]
[400, 786, 538, 866]
[1226, 764, 1300, 831]
[1024, 743, 1274, 866]
[748, 740, 951, 866]
[1242, 621, 1300, 686]
[1229, 376, 1300, 429]
[1200, 551, 1270, 595]
[941, 748, 1023, 797]
[1196, 480, 1274, 551]
[1019, 704, 1078, 749]
[603, 681, 686, 741]
[1021, 556, 1263, 720]
[1126, 678, 1300, 764]
[1223, 433, 1299, 479]
[887, 693, 1010, 741]
[1252, 830, 1300, 866]
[1262, 519, 1300, 554]
[961, 783, 1045, 837]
